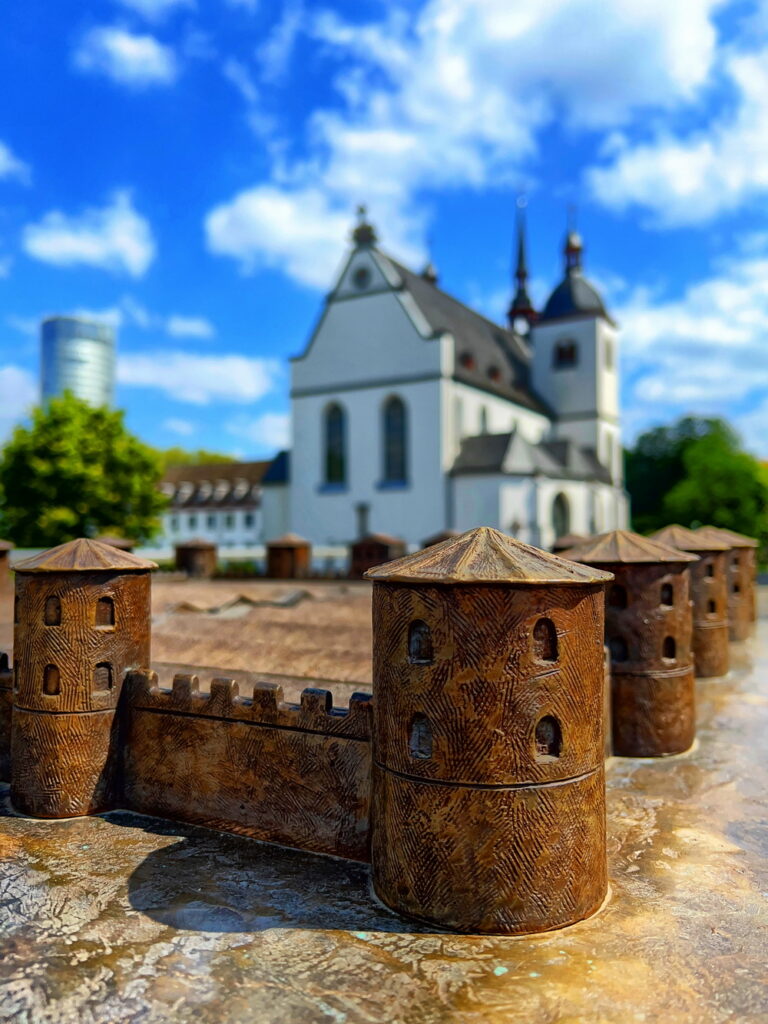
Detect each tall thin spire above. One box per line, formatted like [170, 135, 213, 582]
[508, 197, 537, 329]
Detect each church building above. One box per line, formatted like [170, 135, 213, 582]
[263, 209, 629, 550]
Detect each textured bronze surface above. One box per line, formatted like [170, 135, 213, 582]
[421, 529, 461, 548]
[559, 529, 699, 566]
[124, 671, 372, 861]
[696, 527, 758, 639]
[175, 539, 218, 579]
[0, 652, 11, 780]
[11, 546, 152, 817]
[651, 525, 730, 678]
[552, 532, 588, 553]
[266, 533, 311, 579]
[0, 539, 13, 596]
[368, 528, 609, 935]
[350, 533, 406, 579]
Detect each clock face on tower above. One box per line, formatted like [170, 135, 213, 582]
[353, 265, 371, 290]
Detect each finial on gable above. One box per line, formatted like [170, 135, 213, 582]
[352, 204, 378, 247]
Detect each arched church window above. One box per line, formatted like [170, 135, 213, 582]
[552, 493, 570, 539]
[532, 618, 558, 662]
[408, 620, 433, 664]
[383, 396, 407, 483]
[553, 341, 578, 369]
[409, 713, 433, 759]
[324, 403, 347, 485]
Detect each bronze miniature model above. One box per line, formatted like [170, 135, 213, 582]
[421, 529, 461, 548]
[266, 533, 311, 579]
[349, 532, 406, 579]
[10, 539, 156, 817]
[651, 525, 730, 678]
[174, 538, 217, 579]
[561, 530, 698, 758]
[94, 535, 136, 553]
[0, 653, 11, 780]
[552, 532, 588, 554]
[696, 526, 758, 638]
[0, 539, 13, 595]
[364, 527, 613, 934]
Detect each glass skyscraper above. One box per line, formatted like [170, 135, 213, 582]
[40, 316, 116, 407]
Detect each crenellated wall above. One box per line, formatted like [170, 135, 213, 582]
[123, 671, 373, 861]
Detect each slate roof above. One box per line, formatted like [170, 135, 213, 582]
[162, 461, 271, 510]
[560, 530, 698, 565]
[651, 524, 729, 553]
[382, 255, 552, 416]
[15, 538, 156, 573]
[451, 429, 612, 483]
[539, 270, 614, 325]
[262, 450, 290, 485]
[364, 526, 613, 585]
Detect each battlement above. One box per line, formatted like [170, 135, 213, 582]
[127, 670, 372, 740]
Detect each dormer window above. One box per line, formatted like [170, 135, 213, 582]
[233, 478, 249, 500]
[488, 365, 501, 382]
[177, 482, 194, 503]
[459, 352, 475, 370]
[198, 480, 213, 500]
[214, 479, 230, 501]
[553, 341, 578, 369]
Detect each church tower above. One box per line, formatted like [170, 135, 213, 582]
[531, 230, 621, 487]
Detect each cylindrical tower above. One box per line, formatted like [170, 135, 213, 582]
[366, 527, 613, 935]
[561, 530, 698, 757]
[41, 315, 115, 407]
[174, 538, 217, 579]
[11, 539, 155, 817]
[696, 527, 758, 638]
[651, 525, 730, 678]
[266, 533, 311, 579]
[0, 539, 13, 597]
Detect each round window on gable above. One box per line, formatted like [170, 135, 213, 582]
[353, 265, 371, 290]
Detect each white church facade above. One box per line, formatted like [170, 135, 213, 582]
[262, 210, 629, 551]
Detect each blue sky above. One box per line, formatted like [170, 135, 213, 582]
[2, 0, 768, 457]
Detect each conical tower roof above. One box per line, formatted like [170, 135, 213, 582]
[559, 529, 698, 565]
[14, 538, 157, 573]
[364, 527, 613, 585]
[695, 525, 759, 549]
[267, 532, 310, 547]
[651, 524, 729, 553]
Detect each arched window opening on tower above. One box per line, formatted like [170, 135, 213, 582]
[662, 636, 676, 661]
[408, 620, 433, 664]
[409, 713, 433, 760]
[660, 583, 674, 607]
[708, 599, 717, 615]
[324, 403, 346, 485]
[552, 492, 570, 539]
[535, 716, 562, 759]
[95, 596, 115, 627]
[553, 341, 578, 369]
[608, 584, 628, 609]
[43, 664, 60, 696]
[705, 562, 714, 577]
[532, 618, 558, 662]
[733, 580, 741, 594]
[93, 662, 113, 692]
[733, 555, 740, 568]
[383, 396, 407, 483]
[609, 636, 628, 662]
[44, 595, 61, 626]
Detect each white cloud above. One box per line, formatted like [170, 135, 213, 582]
[588, 49, 768, 225]
[22, 191, 156, 277]
[0, 366, 37, 441]
[165, 314, 215, 338]
[205, 0, 722, 287]
[117, 351, 280, 404]
[0, 256, 12, 278]
[226, 411, 290, 451]
[222, 58, 259, 105]
[257, 0, 303, 82]
[74, 26, 178, 88]
[115, 0, 194, 20]
[163, 416, 196, 436]
[0, 141, 30, 184]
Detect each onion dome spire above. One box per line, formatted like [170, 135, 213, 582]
[507, 199, 537, 329]
[352, 203, 378, 247]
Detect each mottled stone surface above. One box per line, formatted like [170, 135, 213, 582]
[0, 596, 767, 1023]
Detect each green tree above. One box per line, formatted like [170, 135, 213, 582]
[0, 394, 168, 546]
[160, 447, 234, 470]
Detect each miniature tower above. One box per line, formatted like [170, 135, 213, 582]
[0, 539, 13, 596]
[651, 525, 730, 678]
[266, 533, 311, 579]
[11, 539, 156, 817]
[696, 527, 758, 638]
[561, 530, 698, 757]
[365, 527, 613, 934]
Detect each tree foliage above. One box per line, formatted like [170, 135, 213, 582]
[0, 394, 167, 546]
[625, 415, 768, 550]
[160, 447, 234, 470]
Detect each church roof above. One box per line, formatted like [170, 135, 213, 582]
[539, 271, 612, 324]
[364, 526, 613, 585]
[381, 255, 552, 416]
[15, 538, 157, 573]
[651, 524, 729, 553]
[262, 450, 290, 486]
[695, 526, 759, 548]
[559, 529, 698, 564]
[451, 429, 611, 483]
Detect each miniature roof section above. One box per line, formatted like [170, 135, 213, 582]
[553, 532, 589, 549]
[696, 526, 759, 549]
[651, 524, 729, 553]
[559, 529, 698, 565]
[354, 532, 405, 546]
[0, 539, 13, 551]
[421, 528, 462, 548]
[267, 532, 311, 547]
[174, 537, 217, 549]
[364, 526, 613, 585]
[94, 534, 135, 550]
[15, 538, 157, 573]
